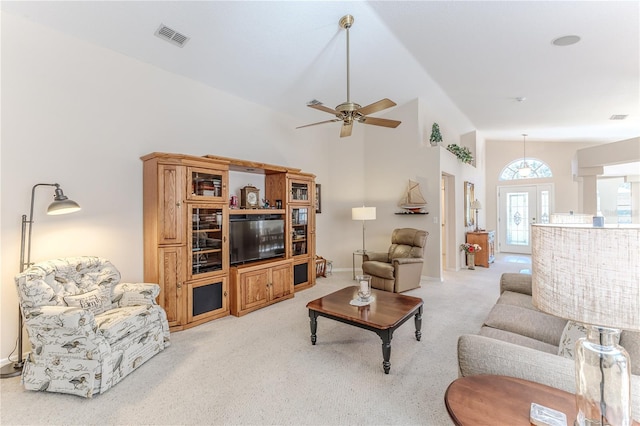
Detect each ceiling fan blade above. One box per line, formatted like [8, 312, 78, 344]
[307, 100, 339, 116]
[340, 122, 353, 138]
[296, 119, 340, 129]
[357, 98, 397, 116]
[358, 116, 402, 128]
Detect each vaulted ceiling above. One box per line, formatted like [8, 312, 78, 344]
[2, 1, 638, 143]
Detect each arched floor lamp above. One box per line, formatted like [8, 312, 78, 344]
[0, 183, 81, 378]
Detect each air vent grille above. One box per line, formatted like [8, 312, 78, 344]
[154, 24, 189, 48]
[610, 115, 628, 120]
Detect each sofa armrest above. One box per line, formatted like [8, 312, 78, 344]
[458, 334, 574, 391]
[112, 282, 160, 307]
[363, 252, 388, 262]
[25, 305, 97, 332]
[457, 334, 640, 421]
[499, 273, 532, 296]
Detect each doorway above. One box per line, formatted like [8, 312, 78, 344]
[497, 184, 553, 254]
[441, 173, 455, 272]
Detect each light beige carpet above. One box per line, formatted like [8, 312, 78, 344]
[0, 254, 529, 425]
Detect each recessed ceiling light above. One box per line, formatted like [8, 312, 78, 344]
[552, 35, 581, 46]
[610, 115, 628, 120]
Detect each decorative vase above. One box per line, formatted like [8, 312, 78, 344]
[466, 253, 475, 270]
[575, 326, 631, 426]
[356, 274, 372, 302]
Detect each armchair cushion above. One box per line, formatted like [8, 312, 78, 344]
[362, 261, 395, 280]
[96, 305, 154, 345]
[363, 251, 389, 263]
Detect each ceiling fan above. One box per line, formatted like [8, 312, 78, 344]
[296, 15, 401, 138]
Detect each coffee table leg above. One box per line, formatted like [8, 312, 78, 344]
[309, 310, 318, 345]
[379, 330, 392, 374]
[414, 306, 423, 341]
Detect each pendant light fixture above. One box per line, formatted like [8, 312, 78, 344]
[518, 133, 532, 177]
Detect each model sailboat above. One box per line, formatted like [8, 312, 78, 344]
[398, 180, 427, 213]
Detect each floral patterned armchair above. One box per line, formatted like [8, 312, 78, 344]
[14, 256, 170, 397]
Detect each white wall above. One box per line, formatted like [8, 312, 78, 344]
[0, 12, 477, 361]
[0, 13, 333, 362]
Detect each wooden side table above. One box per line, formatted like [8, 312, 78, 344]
[465, 231, 495, 267]
[445, 375, 639, 425]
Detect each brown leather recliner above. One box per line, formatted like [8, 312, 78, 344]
[362, 228, 428, 293]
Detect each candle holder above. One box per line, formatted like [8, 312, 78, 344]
[356, 274, 372, 302]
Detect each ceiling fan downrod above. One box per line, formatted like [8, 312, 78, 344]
[339, 15, 354, 104]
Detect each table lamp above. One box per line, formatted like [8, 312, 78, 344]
[352, 206, 376, 253]
[531, 224, 640, 425]
[470, 199, 482, 232]
[0, 183, 81, 379]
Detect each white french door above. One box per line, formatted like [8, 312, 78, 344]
[498, 184, 553, 254]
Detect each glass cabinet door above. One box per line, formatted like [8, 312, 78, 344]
[289, 180, 310, 203]
[190, 205, 225, 278]
[188, 167, 226, 201]
[291, 207, 308, 256]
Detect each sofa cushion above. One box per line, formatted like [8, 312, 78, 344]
[496, 291, 536, 311]
[557, 321, 588, 359]
[95, 305, 151, 344]
[483, 303, 567, 347]
[479, 326, 558, 354]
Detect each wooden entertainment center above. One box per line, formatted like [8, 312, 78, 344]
[142, 152, 316, 331]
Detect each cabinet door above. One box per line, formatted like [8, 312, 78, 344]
[187, 166, 228, 202]
[158, 164, 185, 245]
[288, 178, 311, 204]
[158, 246, 185, 327]
[290, 207, 309, 257]
[239, 269, 269, 311]
[187, 276, 228, 323]
[188, 204, 227, 279]
[270, 262, 292, 301]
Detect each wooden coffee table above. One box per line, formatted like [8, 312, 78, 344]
[445, 375, 640, 425]
[306, 286, 423, 374]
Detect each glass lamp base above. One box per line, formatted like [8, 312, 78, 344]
[575, 326, 631, 426]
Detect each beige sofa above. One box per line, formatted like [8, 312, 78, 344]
[457, 273, 640, 421]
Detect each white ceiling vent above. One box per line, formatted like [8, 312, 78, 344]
[154, 24, 189, 48]
[609, 115, 628, 120]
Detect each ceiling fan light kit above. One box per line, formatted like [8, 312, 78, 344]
[297, 15, 401, 138]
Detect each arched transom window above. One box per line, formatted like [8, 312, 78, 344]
[499, 158, 553, 180]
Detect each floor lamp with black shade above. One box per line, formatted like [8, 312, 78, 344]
[0, 183, 81, 379]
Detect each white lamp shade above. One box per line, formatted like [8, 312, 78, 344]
[470, 200, 482, 210]
[531, 224, 640, 331]
[352, 207, 376, 221]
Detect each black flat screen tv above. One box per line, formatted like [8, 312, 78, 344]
[229, 215, 285, 265]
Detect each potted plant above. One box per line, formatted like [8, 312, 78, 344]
[429, 123, 443, 147]
[446, 144, 473, 164]
[460, 243, 482, 270]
